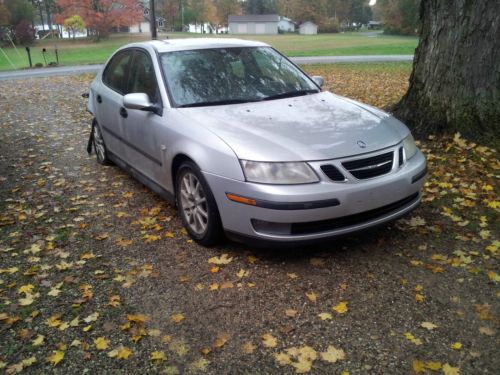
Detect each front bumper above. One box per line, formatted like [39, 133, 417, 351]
[203, 150, 427, 243]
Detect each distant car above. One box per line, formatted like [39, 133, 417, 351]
[86, 38, 427, 246]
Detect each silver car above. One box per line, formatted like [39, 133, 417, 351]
[87, 38, 427, 246]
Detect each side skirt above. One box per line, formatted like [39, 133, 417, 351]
[108, 152, 176, 206]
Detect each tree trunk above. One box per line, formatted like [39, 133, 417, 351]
[393, 0, 500, 143]
[45, 1, 53, 36]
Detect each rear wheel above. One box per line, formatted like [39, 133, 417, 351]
[176, 161, 223, 246]
[92, 120, 112, 165]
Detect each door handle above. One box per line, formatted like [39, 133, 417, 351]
[96, 94, 102, 103]
[119, 107, 128, 118]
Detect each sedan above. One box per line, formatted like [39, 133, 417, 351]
[86, 38, 427, 246]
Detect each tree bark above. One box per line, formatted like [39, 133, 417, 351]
[393, 0, 500, 143]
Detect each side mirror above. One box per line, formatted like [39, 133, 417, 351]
[311, 76, 324, 88]
[123, 93, 162, 116]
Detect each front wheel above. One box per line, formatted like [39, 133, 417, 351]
[176, 161, 223, 246]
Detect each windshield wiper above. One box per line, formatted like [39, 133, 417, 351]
[262, 89, 319, 101]
[178, 98, 261, 108]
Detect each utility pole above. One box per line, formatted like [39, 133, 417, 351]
[150, 0, 157, 40]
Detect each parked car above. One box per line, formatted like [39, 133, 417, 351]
[86, 38, 427, 246]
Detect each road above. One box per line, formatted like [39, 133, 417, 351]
[0, 55, 414, 81]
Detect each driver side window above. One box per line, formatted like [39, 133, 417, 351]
[129, 50, 160, 103]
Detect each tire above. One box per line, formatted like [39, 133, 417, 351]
[176, 161, 223, 246]
[92, 120, 112, 165]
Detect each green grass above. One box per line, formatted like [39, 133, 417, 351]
[0, 31, 418, 71]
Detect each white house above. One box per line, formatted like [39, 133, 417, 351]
[299, 21, 318, 35]
[278, 16, 295, 32]
[130, 1, 165, 33]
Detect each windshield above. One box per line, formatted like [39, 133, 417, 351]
[160, 47, 319, 107]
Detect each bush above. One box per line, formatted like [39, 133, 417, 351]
[319, 19, 340, 33]
[14, 19, 36, 45]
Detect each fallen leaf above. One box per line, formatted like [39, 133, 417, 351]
[320, 345, 346, 363]
[94, 337, 110, 350]
[47, 350, 64, 366]
[171, 313, 185, 324]
[420, 321, 438, 330]
[213, 332, 230, 348]
[450, 342, 462, 350]
[332, 301, 348, 314]
[208, 254, 233, 265]
[305, 292, 317, 302]
[241, 341, 256, 354]
[262, 333, 278, 348]
[442, 363, 460, 375]
[286, 309, 298, 318]
[150, 351, 166, 362]
[318, 313, 332, 321]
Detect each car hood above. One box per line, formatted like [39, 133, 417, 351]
[178, 91, 409, 161]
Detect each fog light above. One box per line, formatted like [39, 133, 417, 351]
[252, 219, 292, 235]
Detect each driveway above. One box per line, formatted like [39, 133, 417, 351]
[0, 74, 497, 374]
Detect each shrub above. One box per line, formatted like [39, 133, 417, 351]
[14, 19, 36, 45]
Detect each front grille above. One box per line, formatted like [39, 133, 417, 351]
[321, 164, 345, 181]
[291, 192, 419, 235]
[342, 151, 394, 179]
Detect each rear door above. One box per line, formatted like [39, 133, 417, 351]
[96, 50, 133, 159]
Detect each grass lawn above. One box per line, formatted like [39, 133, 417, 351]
[0, 31, 418, 71]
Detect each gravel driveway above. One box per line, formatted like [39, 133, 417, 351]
[0, 75, 498, 374]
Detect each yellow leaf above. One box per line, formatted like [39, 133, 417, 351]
[70, 340, 81, 347]
[164, 231, 175, 238]
[479, 326, 495, 336]
[19, 294, 35, 306]
[247, 255, 258, 264]
[305, 292, 317, 302]
[208, 254, 233, 265]
[171, 313, 185, 324]
[169, 340, 189, 356]
[404, 332, 422, 345]
[450, 342, 462, 350]
[47, 350, 64, 366]
[220, 281, 234, 289]
[442, 363, 460, 375]
[274, 352, 292, 365]
[285, 309, 298, 318]
[46, 315, 62, 327]
[32, 334, 45, 346]
[108, 346, 133, 359]
[241, 341, 256, 354]
[150, 351, 166, 362]
[332, 301, 348, 314]
[420, 321, 438, 330]
[115, 238, 133, 247]
[209, 283, 219, 291]
[94, 337, 110, 350]
[292, 359, 312, 373]
[237, 268, 249, 278]
[320, 345, 346, 363]
[21, 356, 36, 367]
[487, 271, 500, 282]
[318, 313, 332, 321]
[287, 273, 299, 279]
[18, 284, 34, 294]
[83, 312, 99, 323]
[412, 359, 425, 373]
[415, 293, 425, 303]
[69, 317, 79, 327]
[213, 332, 230, 348]
[425, 361, 442, 371]
[261, 333, 278, 348]
[83, 325, 92, 332]
[108, 295, 121, 307]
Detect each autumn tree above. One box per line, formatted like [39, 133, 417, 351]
[55, 0, 142, 39]
[375, 0, 420, 35]
[393, 0, 500, 143]
[63, 14, 84, 39]
[214, 0, 240, 27]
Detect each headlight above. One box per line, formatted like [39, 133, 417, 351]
[240, 160, 319, 184]
[403, 134, 418, 160]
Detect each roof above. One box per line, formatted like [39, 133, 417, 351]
[228, 14, 280, 23]
[120, 38, 269, 53]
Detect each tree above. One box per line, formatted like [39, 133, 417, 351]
[375, 0, 420, 35]
[14, 18, 36, 43]
[55, 0, 143, 39]
[0, 4, 11, 26]
[5, 0, 35, 26]
[393, 0, 500, 143]
[214, 0, 240, 27]
[243, 0, 278, 15]
[63, 14, 84, 39]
